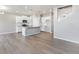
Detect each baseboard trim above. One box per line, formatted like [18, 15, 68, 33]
[55, 36, 79, 44]
[40, 31, 52, 34]
[0, 31, 16, 35]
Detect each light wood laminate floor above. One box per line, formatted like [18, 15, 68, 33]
[0, 32, 79, 54]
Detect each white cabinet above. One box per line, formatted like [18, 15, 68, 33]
[32, 15, 40, 27]
[16, 16, 22, 32]
[16, 15, 41, 33]
[22, 27, 28, 36]
[16, 16, 29, 32]
[22, 27, 40, 36]
[40, 16, 51, 32]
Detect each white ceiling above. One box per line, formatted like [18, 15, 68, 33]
[0, 5, 65, 15]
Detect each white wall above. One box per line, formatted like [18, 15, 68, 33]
[0, 14, 16, 34]
[54, 5, 79, 43]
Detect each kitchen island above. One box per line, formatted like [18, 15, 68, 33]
[22, 26, 40, 36]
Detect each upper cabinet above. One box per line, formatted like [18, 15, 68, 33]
[16, 15, 40, 30]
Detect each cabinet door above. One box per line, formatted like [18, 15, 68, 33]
[32, 15, 40, 27]
[40, 16, 51, 32]
[16, 16, 22, 32]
